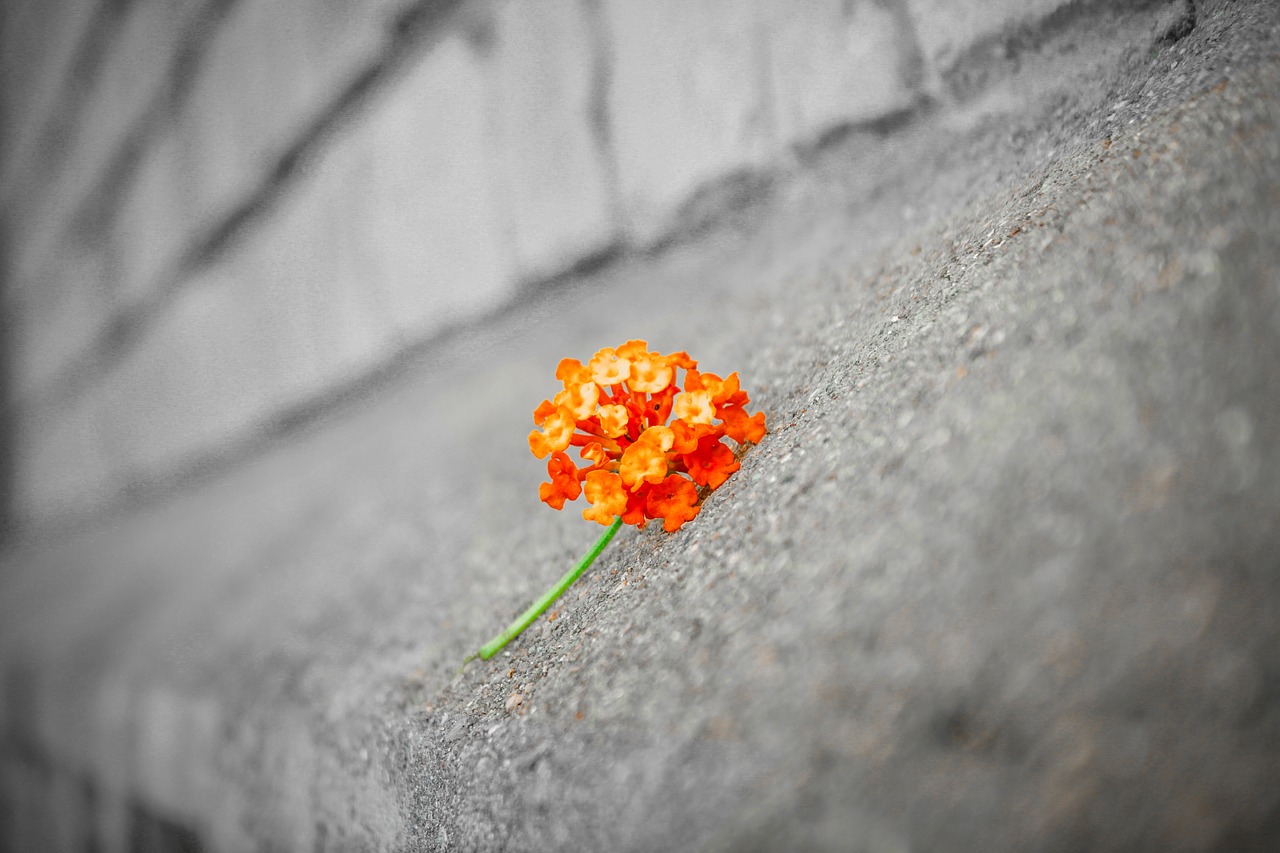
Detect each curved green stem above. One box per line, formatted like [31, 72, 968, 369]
[465, 517, 623, 665]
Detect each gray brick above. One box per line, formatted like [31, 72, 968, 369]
[90, 786, 132, 853]
[486, 0, 618, 281]
[246, 138, 401, 386]
[249, 714, 320, 850]
[905, 0, 1072, 73]
[177, 0, 392, 233]
[9, 379, 116, 530]
[3, 3, 198, 303]
[602, 0, 777, 244]
[99, 164, 402, 492]
[109, 125, 193, 307]
[0, 0, 97, 200]
[7, 242, 108, 399]
[763, 0, 920, 146]
[99, 263, 306, 485]
[361, 32, 517, 343]
[60, 1, 201, 219]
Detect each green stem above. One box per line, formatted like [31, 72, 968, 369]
[465, 517, 623, 664]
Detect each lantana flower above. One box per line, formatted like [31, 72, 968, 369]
[528, 340, 765, 532]
[467, 341, 766, 664]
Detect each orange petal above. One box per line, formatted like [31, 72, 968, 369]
[583, 469, 628, 524]
[628, 352, 673, 394]
[619, 440, 668, 490]
[645, 474, 700, 532]
[553, 381, 600, 420]
[529, 406, 576, 458]
[664, 351, 697, 371]
[674, 390, 715, 425]
[556, 358, 593, 386]
[539, 451, 582, 510]
[533, 399, 557, 426]
[615, 339, 650, 360]
[718, 405, 766, 444]
[701, 372, 741, 405]
[588, 347, 631, 386]
[596, 403, 630, 438]
[682, 436, 740, 489]
[636, 424, 674, 451]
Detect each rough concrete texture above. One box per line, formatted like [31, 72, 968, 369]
[3, 0, 1280, 850]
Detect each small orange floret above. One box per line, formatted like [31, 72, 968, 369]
[553, 381, 600, 420]
[646, 475, 700, 532]
[621, 487, 649, 527]
[665, 351, 697, 371]
[629, 352, 673, 394]
[636, 424, 674, 452]
[615, 339, 650, 360]
[529, 406, 576, 458]
[683, 435, 740, 489]
[669, 418, 712, 454]
[718, 405, 767, 444]
[588, 347, 631, 386]
[699, 372, 742, 406]
[539, 451, 582, 510]
[532, 399, 558, 426]
[556, 358, 593, 386]
[596, 404, 629, 438]
[647, 386, 677, 426]
[619, 439, 669, 491]
[580, 441, 609, 467]
[583, 470, 628, 525]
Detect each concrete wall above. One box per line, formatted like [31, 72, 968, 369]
[0, 0, 1087, 534]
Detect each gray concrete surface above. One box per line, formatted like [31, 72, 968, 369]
[3, 1, 1280, 850]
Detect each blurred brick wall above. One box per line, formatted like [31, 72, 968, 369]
[0, 0, 1077, 534]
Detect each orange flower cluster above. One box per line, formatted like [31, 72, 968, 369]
[529, 341, 766, 532]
